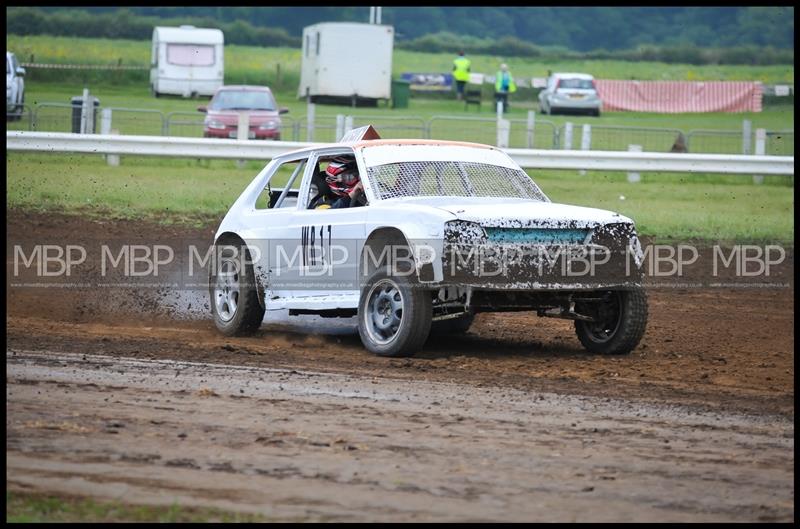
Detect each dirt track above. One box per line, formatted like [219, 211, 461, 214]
[6, 211, 795, 521]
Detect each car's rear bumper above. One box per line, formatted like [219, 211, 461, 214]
[548, 96, 601, 111]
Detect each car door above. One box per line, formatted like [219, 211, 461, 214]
[236, 154, 311, 308]
[274, 148, 368, 310]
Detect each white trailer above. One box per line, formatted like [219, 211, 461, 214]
[298, 22, 394, 104]
[150, 25, 224, 98]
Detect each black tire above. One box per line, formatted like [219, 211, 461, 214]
[357, 268, 432, 357]
[209, 240, 265, 336]
[574, 288, 648, 355]
[431, 312, 475, 335]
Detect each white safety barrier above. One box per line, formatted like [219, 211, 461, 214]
[7, 131, 795, 175]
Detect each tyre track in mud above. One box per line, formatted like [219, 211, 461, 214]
[7, 350, 794, 522]
[6, 211, 795, 520]
[5, 211, 795, 413]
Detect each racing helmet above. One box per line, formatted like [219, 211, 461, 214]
[325, 156, 360, 196]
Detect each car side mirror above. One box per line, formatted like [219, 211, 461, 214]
[279, 107, 289, 115]
[197, 106, 207, 113]
[15, 67, 25, 77]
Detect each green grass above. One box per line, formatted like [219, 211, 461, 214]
[6, 152, 794, 243]
[8, 34, 795, 85]
[535, 170, 794, 243]
[6, 34, 794, 241]
[7, 34, 794, 139]
[6, 491, 269, 522]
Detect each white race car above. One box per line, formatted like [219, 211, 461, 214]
[210, 127, 647, 357]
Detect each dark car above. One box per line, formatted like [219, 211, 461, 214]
[198, 85, 288, 140]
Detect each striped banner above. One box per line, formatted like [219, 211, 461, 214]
[595, 80, 763, 113]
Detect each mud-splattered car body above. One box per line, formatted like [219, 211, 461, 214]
[211, 138, 647, 357]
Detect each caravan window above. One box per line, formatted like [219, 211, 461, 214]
[167, 44, 215, 67]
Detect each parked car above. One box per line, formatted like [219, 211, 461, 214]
[539, 72, 602, 116]
[198, 85, 288, 140]
[208, 128, 648, 358]
[6, 51, 26, 121]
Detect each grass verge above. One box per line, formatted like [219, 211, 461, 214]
[6, 491, 269, 523]
[7, 152, 794, 243]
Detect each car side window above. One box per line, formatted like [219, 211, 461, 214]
[255, 159, 307, 210]
[305, 153, 367, 210]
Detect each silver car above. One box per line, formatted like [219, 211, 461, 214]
[539, 72, 602, 117]
[6, 52, 25, 121]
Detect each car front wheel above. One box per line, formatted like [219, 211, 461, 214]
[209, 241, 265, 336]
[358, 268, 432, 357]
[574, 288, 647, 355]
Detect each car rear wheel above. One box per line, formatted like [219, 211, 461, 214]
[574, 288, 647, 355]
[210, 240, 265, 336]
[358, 268, 432, 357]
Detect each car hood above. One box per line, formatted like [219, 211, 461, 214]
[378, 197, 632, 229]
[438, 199, 630, 229]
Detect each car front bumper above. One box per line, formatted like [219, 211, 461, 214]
[204, 127, 281, 140]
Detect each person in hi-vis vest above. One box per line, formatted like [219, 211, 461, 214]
[452, 51, 471, 101]
[494, 63, 517, 113]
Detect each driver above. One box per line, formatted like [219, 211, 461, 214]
[314, 156, 365, 209]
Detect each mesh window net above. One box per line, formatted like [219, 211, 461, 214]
[366, 161, 549, 201]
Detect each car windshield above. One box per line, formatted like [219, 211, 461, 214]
[558, 78, 594, 90]
[367, 161, 549, 202]
[210, 90, 277, 111]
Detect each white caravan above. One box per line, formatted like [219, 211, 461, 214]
[150, 25, 224, 98]
[298, 22, 394, 104]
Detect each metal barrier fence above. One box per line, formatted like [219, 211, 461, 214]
[10, 100, 794, 156]
[686, 129, 743, 155]
[31, 102, 75, 133]
[350, 115, 427, 139]
[103, 107, 165, 136]
[767, 130, 794, 156]
[163, 111, 204, 137]
[9, 131, 794, 176]
[5, 104, 33, 131]
[571, 125, 684, 152]
[296, 114, 339, 143]
[428, 115, 499, 145]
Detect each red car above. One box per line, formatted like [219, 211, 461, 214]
[198, 85, 288, 140]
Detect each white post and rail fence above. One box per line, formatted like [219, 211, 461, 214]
[7, 131, 794, 177]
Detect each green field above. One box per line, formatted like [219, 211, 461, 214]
[7, 34, 795, 141]
[8, 34, 795, 86]
[6, 152, 794, 242]
[14, 82, 796, 130]
[6, 34, 794, 242]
